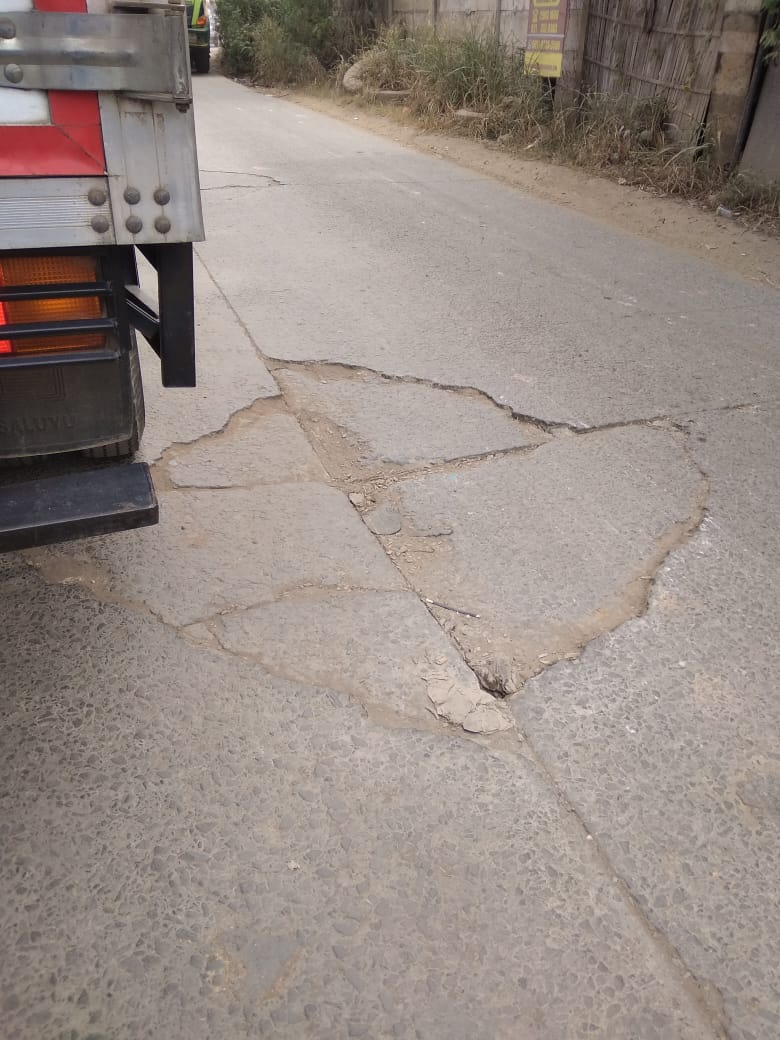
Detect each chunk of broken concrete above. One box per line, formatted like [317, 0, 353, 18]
[387, 425, 705, 689]
[373, 89, 411, 103]
[364, 504, 403, 536]
[475, 655, 521, 697]
[426, 676, 512, 734]
[342, 59, 366, 94]
[277, 367, 540, 474]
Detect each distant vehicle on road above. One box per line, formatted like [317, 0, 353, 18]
[187, 0, 211, 74]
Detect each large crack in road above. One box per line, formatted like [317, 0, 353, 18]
[24, 347, 710, 720]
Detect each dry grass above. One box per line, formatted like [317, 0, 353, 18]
[217, 0, 381, 82]
[250, 16, 326, 84]
[358, 26, 542, 120]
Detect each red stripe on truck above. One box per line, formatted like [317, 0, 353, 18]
[0, 0, 105, 177]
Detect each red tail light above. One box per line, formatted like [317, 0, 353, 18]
[0, 300, 11, 354]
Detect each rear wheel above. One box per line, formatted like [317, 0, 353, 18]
[193, 48, 210, 74]
[83, 342, 145, 459]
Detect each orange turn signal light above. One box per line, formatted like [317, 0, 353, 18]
[196, 14, 207, 25]
[0, 255, 105, 356]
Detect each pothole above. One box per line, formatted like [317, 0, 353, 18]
[357, 425, 708, 697]
[275, 363, 548, 481]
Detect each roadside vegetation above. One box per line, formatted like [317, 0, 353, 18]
[215, 0, 379, 83]
[762, 0, 780, 61]
[357, 27, 779, 231]
[214, 2, 780, 231]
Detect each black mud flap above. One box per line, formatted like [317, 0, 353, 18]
[0, 463, 158, 553]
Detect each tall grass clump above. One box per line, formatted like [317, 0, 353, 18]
[414, 32, 528, 113]
[358, 24, 419, 90]
[359, 26, 552, 136]
[217, 0, 380, 83]
[250, 13, 326, 83]
[217, 0, 268, 75]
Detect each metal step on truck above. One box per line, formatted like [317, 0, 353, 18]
[0, 0, 203, 552]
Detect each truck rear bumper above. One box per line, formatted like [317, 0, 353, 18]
[0, 462, 157, 552]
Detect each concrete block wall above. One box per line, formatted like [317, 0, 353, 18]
[390, 0, 433, 29]
[437, 5, 500, 36]
[741, 59, 780, 179]
[557, 0, 587, 103]
[497, 0, 530, 48]
[709, 0, 763, 161]
[388, 0, 530, 47]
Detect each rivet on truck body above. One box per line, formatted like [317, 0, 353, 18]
[154, 216, 172, 234]
[125, 216, 143, 234]
[88, 187, 108, 207]
[0, 19, 16, 39]
[4, 64, 23, 83]
[153, 188, 171, 206]
[123, 187, 141, 205]
[91, 215, 110, 234]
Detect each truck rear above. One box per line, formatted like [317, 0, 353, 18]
[0, 0, 203, 551]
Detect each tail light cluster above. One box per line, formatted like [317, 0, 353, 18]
[0, 255, 108, 357]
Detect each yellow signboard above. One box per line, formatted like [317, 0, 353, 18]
[526, 0, 568, 79]
[525, 49, 564, 79]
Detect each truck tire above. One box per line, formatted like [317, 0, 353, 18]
[193, 49, 210, 74]
[83, 342, 145, 459]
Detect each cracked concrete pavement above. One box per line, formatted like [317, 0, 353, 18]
[1, 71, 779, 1039]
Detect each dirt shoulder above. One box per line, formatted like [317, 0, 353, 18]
[291, 90, 780, 290]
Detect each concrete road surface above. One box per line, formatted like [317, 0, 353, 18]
[2, 72, 779, 1040]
